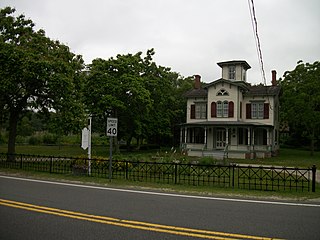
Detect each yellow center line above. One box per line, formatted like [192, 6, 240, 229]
[0, 198, 283, 240]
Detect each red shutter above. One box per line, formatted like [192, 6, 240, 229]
[228, 101, 234, 118]
[246, 103, 251, 119]
[190, 104, 195, 119]
[211, 102, 216, 117]
[264, 103, 269, 119]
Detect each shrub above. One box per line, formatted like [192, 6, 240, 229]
[42, 133, 58, 145]
[28, 135, 42, 145]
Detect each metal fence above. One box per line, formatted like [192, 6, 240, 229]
[0, 153, 317, 192]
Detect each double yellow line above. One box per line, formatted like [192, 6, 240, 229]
[0, 198, 280, 240]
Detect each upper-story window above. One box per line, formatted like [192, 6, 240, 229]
[217, 101, 229, 117]
[252, 102, 264, 119]
[228, 66, 236, 80]
[211, 101, 234, 118]
[217, 89, 229, 96]
[246, 102, 269, 119]
[190, 103, 207, 119]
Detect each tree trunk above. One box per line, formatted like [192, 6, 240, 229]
[126, 136, 132, 151]
[310, 128, 315, 156]
[114, 136, 120, 154]
[7, 110, 19, 160]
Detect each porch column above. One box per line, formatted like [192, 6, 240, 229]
[225, 127, 229, 146]
[204, 127, 207, 149]
[267, 128, 271, 145]
[180, 127, 183, 144]
[247, 127, 251, 149]
[184, 127, 187, 143]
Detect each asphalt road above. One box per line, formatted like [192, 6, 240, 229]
[1, 175, 320, 240]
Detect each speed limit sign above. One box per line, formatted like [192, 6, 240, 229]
[106, 118, 118, 136]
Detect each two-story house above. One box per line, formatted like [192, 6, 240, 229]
[180, 60, 280, 159]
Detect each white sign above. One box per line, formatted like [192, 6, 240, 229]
[81, 127, 89, 150]
[107, 118, 118, 136]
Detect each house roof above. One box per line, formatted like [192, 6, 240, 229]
[204, 78, 251, 90]
[245, 85, 281, 96]
[217, 60, 251, 70]
[184, 79, 280, 98]
[183, 88, 207, 98]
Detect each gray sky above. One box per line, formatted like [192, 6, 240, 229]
[1, 0, 319, 84]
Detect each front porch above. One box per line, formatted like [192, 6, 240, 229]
[180, 122, 279, 159]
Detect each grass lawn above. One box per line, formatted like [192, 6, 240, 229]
[0, 144, 319, 168]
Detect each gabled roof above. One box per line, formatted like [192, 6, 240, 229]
[183, 88, 207, 98]
[204, 78, 251, 90]
[184, 79, 280, 98]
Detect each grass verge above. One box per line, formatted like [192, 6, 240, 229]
[1, 168, 320, 203]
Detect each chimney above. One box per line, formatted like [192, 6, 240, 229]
[271, 70, 277, 86]
[194, 75, 201, 89]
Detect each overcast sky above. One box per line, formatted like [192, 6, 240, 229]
[1, 0, 319, 84]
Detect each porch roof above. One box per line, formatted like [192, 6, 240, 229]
[180, 121, 273, 128]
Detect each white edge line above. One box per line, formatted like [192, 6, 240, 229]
[1, 175, 319, 208]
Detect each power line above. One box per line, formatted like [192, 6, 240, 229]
[248, 0, 267, 86]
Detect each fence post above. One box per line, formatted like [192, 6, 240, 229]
[312, 165, 316, 192]
[125, 161, 128, 180]
[50, 156, 53, 173]
[232, 164, 235, 188]
[174, 163, 178, 184]
[20, 154, 23, 169]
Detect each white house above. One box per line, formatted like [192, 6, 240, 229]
[180, 60, 281, 159]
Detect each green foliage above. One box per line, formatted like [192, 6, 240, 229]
[84, 49, 193, 149]
[280, 60, 320, 154]
[0, 7, 85, 154]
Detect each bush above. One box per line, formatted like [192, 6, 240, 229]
[42, 133, 58, 145]
[28, 135, 42, 145]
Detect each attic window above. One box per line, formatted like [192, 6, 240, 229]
[217, 89, 229, 96]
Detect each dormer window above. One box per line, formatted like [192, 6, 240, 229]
[228, 66, 236, 80]
[217, 89, 229, 96]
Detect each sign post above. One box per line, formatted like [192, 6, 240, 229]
[81, 116, 92, 175]
[88, 116, 92, 175]
[106, 118, 118, 180]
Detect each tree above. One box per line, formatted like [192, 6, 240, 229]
[280, 60, 320, 155]
[84, 49, 194, 150]
[0, 7, 85, 155]
[84, 51, 152, 150]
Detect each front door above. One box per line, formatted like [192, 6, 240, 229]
[216, 129, 226, 149]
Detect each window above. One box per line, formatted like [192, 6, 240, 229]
[213, 101, 234, 118]
[191, 103, 207, 119]
[217, 89, 229, 96]
[228, 66, 236, 79]
[252, 102, 264, 119]
[246, 102, 269, 119]
[195, 103, 207, 119]
[217, 101, 228, 117]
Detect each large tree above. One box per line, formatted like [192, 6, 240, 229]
[280, 60, 320, 155]
[84, 49, 192, 149]
[84, 51, 152, 150]
[0, 7, 85, 155]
